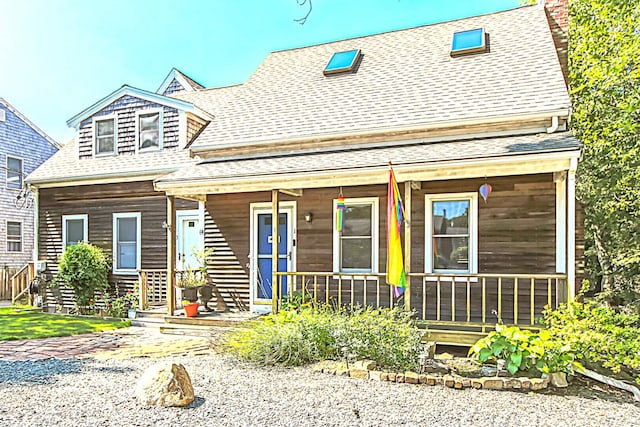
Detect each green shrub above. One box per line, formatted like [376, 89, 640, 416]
[55, 242, 109, 314]
[226, 305, 422, 371]
[469, 324, 576, 375]
[543, 301, 640, 383]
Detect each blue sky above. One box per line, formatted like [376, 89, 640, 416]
[0, 0, 520, 144]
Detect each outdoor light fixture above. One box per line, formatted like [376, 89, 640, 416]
[161, 221, 171, 230]
[304, 212, 313, 223]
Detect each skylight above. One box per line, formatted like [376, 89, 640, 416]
[451, 28, 487, 56]
[324, 49, 362, 75]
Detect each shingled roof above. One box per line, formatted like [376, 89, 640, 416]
[184, 6, 570, 152]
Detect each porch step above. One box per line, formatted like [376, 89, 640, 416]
[159, 323, 236, 338]
[425, 329, 486, 347]
[130, 316, 165, 328]
[164, 311, 259, 328]
[135, 309, 166, 319]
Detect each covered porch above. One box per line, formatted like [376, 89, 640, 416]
[151, 132, 582, 342]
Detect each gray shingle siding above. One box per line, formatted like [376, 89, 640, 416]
[163, 78, 186, 95]
[0, 103, 58, 269]
[77, 95, 180, 159]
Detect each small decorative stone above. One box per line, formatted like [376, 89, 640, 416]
[444, 375, 455, 388]
[530, 378, 548, 390]
[480, 377, 503, 390]
[349, 369, 368, 380]
[387, 373, 396, 382]
[353, 360, 377, 371]
[380, 372, 389, 381]
[337, 369, 350, 377]
[471, 379, 483, 389]
[511, 379, 522, 389]
[369, 371, 383, 381]
[454, 379, 463, 389]
[549, 372, 568, 388]
[404, 372, 419, 384]
[426, 375, 437, 386]
[418, 374, 428, 384]
[421, 359, 450, 374]
[135, 362, 194, 407]
[327, 369, 336, 375]
[436, 377, 444, 386]
[462, 378, 471, 388]
[396, 373, 405, 383]
[520, 378, 531, 390]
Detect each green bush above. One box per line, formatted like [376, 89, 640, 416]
[55, 242, 109, 314]
[226, 305, 423, 371]
[543, 301, 640, 383]
[469, 324, 576, 375]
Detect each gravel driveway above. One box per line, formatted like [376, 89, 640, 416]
[1, 353, 639, 427]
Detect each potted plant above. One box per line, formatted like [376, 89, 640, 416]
[175, 247, 214, 306]
[182, 300, 199, 317]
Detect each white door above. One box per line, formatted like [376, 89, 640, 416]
[249, 202, 296, 313]
[176, 210, 202, 270]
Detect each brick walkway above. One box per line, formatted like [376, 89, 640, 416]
[0, 327, 214, 361]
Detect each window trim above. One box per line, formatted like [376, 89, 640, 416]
[93, 114, 118, 157]
[425, 192, 478, 274]
[332, 197, 379, 274]
[6, 155, 23, 190]
[62, 214, 88, 249]
[135, 108, 163, 153]
[450, 28, 487, 57]
[6, 220, 23, 253]
[112, 212, 141, 274]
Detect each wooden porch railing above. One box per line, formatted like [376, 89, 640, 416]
[275, 271, 568, 331]
[138, 270, 208, 310]
[11, 262, 35, 305]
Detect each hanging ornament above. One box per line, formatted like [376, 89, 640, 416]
[336, 189, 345, 232]
[479, 181, 492, 203]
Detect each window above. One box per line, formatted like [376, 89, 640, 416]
[450, 28, 487, 56]
[113, 212, 141, 273]
[62, 214, 88, 248]
[333, 197, 379, 273]
[0, 109, 6, 122]
[137, 110, 162, 151]
[6, 156, 22, 189]
[95, 117, 116, 155]
[7, 221, 22, 252]
[425, 193, 478, 273]
[324, 49, 362, 75]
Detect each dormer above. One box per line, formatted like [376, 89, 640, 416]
[67, 85, 212, 160]
[157, 68, 205, 96]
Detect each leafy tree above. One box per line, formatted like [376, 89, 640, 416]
[570, 0, 640, 306]
[56, 243, 110, 313]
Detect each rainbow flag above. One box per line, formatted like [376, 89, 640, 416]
[336, 195, 345, 232]
[386, 167, 406, 296]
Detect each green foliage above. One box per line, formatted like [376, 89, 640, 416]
[570, 0, 640, 304]
[543, 301, 640, 383]
[97, 286, 140, 318]
[55, 243, 110, 313]
[226, 305, 422, 371]
[469, 324, 576, 375]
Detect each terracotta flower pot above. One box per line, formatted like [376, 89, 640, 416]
[183, 302, 199, 318]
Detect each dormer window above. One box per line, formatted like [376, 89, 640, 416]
[95, 116, 116, 156]
[137, 110, 162, 151]
[450, 28, 487, 56]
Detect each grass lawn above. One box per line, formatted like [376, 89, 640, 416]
[0, 306, 130, 341]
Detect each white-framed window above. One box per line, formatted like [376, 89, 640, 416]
[62, 214, 88, 249]
[6, 156, 23, 190]
[113, 212, 141, 274]
[425, 192, 478, 274]
[94, 115, 117, 156]
[333, 197, 379, 273]
[7, 221, 22, 252]
[136, 109, 163, 152]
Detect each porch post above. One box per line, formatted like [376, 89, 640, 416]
[554, 171, 567, 275]
[167, 195, 176, 316]
[404, 181, 412, 311]
[567, 159, 578, 301]
[271, 189, 279, 313]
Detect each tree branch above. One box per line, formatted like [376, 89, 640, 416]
[294, 0, 312, 25]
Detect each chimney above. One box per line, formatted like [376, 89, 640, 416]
[540, 0, 568, 83]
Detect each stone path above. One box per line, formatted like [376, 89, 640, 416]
[0, 327, 215, 361]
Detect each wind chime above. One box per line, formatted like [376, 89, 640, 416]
[335, 188, 345, 232]
[479, 177, 492, 203]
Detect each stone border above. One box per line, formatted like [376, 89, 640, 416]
[311, 360, 549, 391]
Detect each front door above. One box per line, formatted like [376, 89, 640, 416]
[250, 203, 295, 312]
[176, 210, 201, 270]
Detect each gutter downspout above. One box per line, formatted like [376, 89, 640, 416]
[546, 116, 559, 133]
[567, 157, 578, 300]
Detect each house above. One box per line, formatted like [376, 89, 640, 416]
[27, 2, 582, 342]
[0, 98, 59, 289]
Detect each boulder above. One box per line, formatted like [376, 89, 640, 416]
[136, 362, 194, 407]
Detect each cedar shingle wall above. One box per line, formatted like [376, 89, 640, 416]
[77, 95, 180, 159]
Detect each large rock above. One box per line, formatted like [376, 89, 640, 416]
[136, 362, 195, 407]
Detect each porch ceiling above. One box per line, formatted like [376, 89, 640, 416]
[154, 132, 581, 195]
